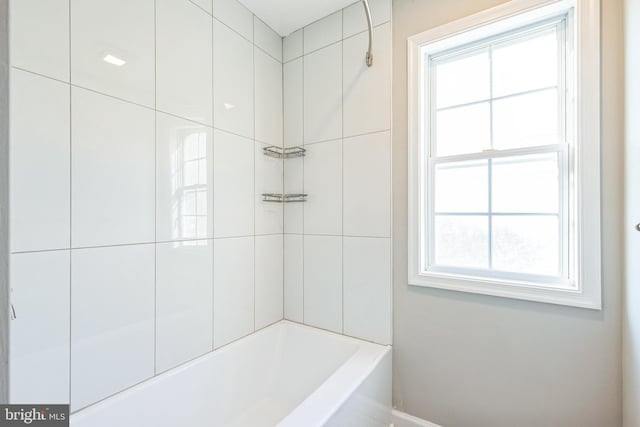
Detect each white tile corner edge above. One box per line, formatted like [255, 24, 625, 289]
[392, 410, 442, 427]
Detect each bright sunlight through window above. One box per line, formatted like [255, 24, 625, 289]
[408, 0, 602, 309]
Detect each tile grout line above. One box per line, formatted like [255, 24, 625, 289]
[253, 19, 256, 333]
[341, 8, 345, 335]
[301, 26, 305, 326]
[68, 0, 73, 405]
[281, 32, 286, 321]
[214, 2, 216, 352]
[153, 0, 158, 376]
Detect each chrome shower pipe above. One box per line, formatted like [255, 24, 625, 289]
[362, 0, 374, 66]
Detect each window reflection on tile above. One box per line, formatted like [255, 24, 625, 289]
[157, 113, 213, 242]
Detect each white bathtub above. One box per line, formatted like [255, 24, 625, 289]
[70, 321, 392, 427]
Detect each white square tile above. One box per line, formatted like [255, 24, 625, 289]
[214, 21, 254, 138]
[10, 70, 70, 253]
[255, 235, 283, 329]
[71, 244, 155, 410]
[343, 237, 391, 344]
[254, 17, 282, 62]
[255, 143, 283, 235]
[156, 240, 213, 373]
[255, 49, 283, 146]
[284, 58, 303, 148]
[304, 43, 342, 144]
[343, 0, 391, 38]
[283, 29, 303, 63]
[343, 131, 391, 237]
[304, 235, 342, 333]
[284, 156, 303, 234]
[71, 88, 155, 248]
[304, 10, 342, 54]
[157, 0, 213, 125]
[10, 0, 69, 81]
[156, 113, 214, 242]
[212, 0, 253, 41]
[10, 251, 70, 404]
[304, 140, 342, 235]
[284, 234, 303, 322]
[213, 130, 254, 237]
[191, 0, 212, 14]
[71, 0, 155, 107]
[343, 23, 392, 137]
[214, 236, 255, 348]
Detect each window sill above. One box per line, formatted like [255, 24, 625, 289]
[408, 271, 601, 310]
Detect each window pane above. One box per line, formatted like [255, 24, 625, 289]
[434, 215, 488, 269]
[435, 160, 488, 212]
[492, 216, 560, 276]
[492, 29, 559, 97]
[436, 103, 491, 156]
[493, 89, 558, 149]
[434, 50, 490, 109]
[492, 153, 560, 213]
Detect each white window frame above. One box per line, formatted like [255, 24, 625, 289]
[407, 0, 601, 309]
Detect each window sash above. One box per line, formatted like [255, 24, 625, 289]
[424, 144, 571, 284]
[422, 17, 572, 285]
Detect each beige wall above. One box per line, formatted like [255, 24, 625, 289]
[391, 0, 624, 426]
[624, 0, 640, 425]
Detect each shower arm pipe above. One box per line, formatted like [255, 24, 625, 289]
[362, 0, 374, 67]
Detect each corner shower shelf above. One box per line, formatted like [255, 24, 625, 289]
[263, 146, 306, 159]
[262, 193, 307, 203]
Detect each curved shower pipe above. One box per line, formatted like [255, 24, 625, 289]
[362, 0, 374, 66]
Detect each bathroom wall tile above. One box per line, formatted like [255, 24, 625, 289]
[284, 156, 303, 234]
[9, 251, 70, 404]
[255, 143, 283, 235]
[343, 237, 391, 344]
[214, 21, 254, 138]
[71, 88, 155, 248]
[304, 43, 342, 144]
[71, 244, 155, 410]
[156, 113, 214, 242]
[304, 235, 342, 333]
[303, 10, 342, 54]
[343, 0, 392, 38]
[254, 17, 283, 62]
[343, 131, 391, 237]
[10, 70, 70, 253]
[71, 0, 155, 107]
[212, 0, 253, 41]
[304, 140, 342, 235]
[156, 240, 213, 373]
[10, 0, 69, 81]
[284, 58, 303, 148]
[191, 0, 213, 14]
[255, 49, 283, 146]
[283, 29, 303, 63]
[255, 235, 284, 329]
[213, 130, 254, 238]
[157, 0, 213, 125]
[343, 23, 392, 137]
[284, 234, 303, 322]
[214, 237, 255, 348]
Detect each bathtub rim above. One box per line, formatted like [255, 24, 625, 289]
[69, 320, 391, 425]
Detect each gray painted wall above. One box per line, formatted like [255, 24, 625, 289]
[0, 0, 9, 405]
[391, 0, 624, 426]
[624, 0, 640, 425]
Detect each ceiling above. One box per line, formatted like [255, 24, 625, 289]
[237, 0, 357, 36]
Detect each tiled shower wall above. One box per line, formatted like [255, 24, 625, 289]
[8, 0, 284, 410]
[282, 0, 393, 345]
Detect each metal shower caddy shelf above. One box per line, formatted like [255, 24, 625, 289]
[261, 145, 307, 203]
